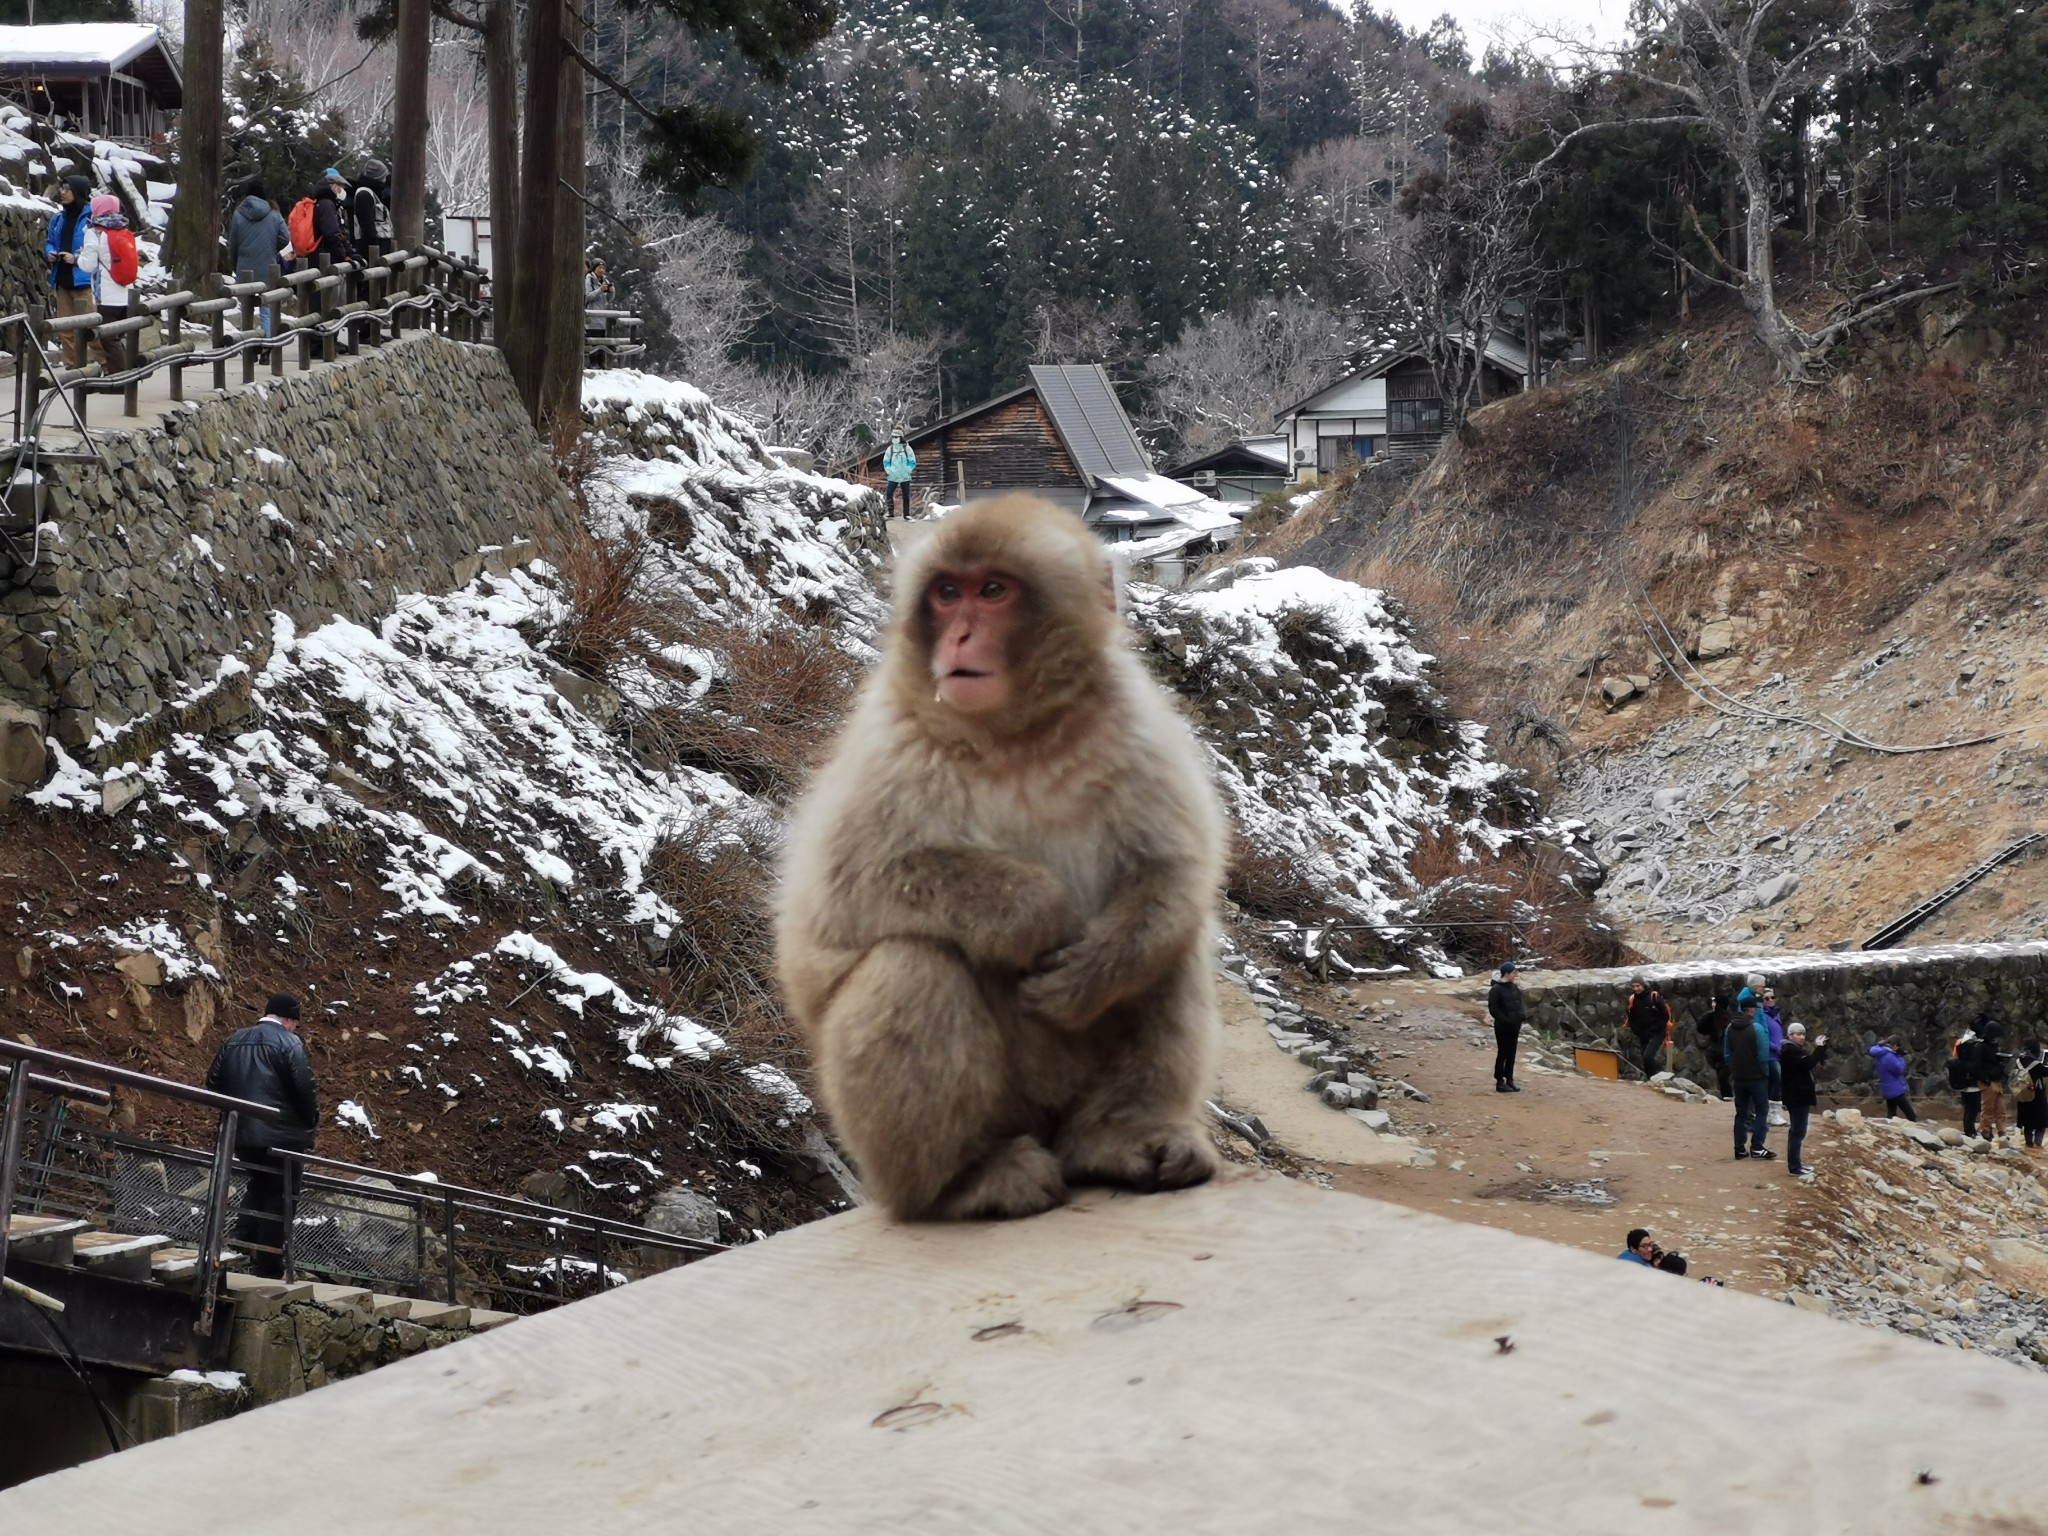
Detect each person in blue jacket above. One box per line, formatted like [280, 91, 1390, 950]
[881, 428, 916, 519]
[1725, 988, 1775, 1160]
[45, 174, 95, 368]
[1869, 1038, 1917, 1120]
[1617, 1228, 1656, 1265]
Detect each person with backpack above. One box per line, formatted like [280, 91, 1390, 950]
[44, 174, 96, 368]
[302, 170, 354, 263]
[351, 159, 392, 262]
[1726, 989, 1774, 1159]
[227, 179, 292, 280]
[1950, 1024, 1985, 1137]
[2016, 1041, 2047, 1149]
[76, 193, 138, 373]
[1625, 976, 1671, 1079]
[882, 428, 917, 519]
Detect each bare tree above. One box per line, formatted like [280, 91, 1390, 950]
[1360, 106, 1551, 426]
[171, 0, 225, 288]
[1540, 0, 1956, 380]
[1144, 295, 1348, 456]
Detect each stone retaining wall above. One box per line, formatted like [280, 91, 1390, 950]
[0, 203, 48, 316]
[0, 336, 577, 767]
[1513, 943, 2048, 1097]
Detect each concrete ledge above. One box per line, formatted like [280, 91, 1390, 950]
[8, 1173, 2048, 1530]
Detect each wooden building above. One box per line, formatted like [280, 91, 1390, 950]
[1276, 336, 1528, 482]
[846, 363, 1233, 541]
[0, 25, 183, 144]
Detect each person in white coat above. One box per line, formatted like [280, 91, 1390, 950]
[76, 193, 135, 373]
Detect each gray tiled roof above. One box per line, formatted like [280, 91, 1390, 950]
[1029, 364, 1151, 485]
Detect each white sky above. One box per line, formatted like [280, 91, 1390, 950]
[1369, 0, 1633, 53]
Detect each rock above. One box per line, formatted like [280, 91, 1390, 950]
[1787, 1292, 1831, 1314]
[102, 773, 145, 815]
[1937, 1127, 1966, 1147]
[1650, 787, 1686, 814]
[1836, 1108, 1864, 1127]
[1600, 676, 1638, 708]
[1626, 674, 1653, 693]
[643, 1185, 721, 1245]
[115, 951, 165, 989]
[0, 700, 46, 798]
[1695, 619, 1736, 660]
[1346, 1108, 1393, 1134]
[1746, 872, 1800, 908]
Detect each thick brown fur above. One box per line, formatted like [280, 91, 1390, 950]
[775, 495, 1227, 1220]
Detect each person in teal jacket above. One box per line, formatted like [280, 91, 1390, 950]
[1725, 989, 1775, 1160]
[881, 429, 916, 519]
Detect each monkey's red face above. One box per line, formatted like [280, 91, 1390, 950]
[928, 568, 1022, 714]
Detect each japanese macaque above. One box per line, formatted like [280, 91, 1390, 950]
[775, 495, 1226, 1220]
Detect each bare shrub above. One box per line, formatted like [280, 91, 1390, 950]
[643, 620, 860, 802]
[1406, 829, 1636, 972]
[647, 808, 808, 1151]
[548, 521, 660, 681]
[1226, 834, 1333, 926]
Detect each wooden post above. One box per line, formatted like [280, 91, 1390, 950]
[267, 264, 285, 379]
[208, 274, 227, 393]
[298, 275, 315, 373]
[319, 255, 337, 365]
[165, 299, 185, 402]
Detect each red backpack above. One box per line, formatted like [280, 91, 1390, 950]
[107, 227, 139, 288]
[288, 197, 318, 258]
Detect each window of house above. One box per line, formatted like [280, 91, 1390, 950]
[1316, 436, 1375, 473]
[1387, 395, 1443, 436]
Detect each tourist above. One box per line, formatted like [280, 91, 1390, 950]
[351, 158, 392, 262]
[44, 174, 95, 369]
[1978, 1021, 2011, 1142]
[1654, 1251, 1689, 1276]
[227, 179, 292, 281]
[1696, 993, 1734, 1099]
[1951, 1024, 1984, 1137]
[309, 170, 356, 262]
[2016, 1042, 2047, 1149]
[584, 256, 614, 307]
[1727, 989, 1774, 1159]
[1487, 959, 1526, 1093]
[1626, 976, 1671, 1079]
[1618, 1228, 1657, 1265]
[882, 428, 917, 519]
[1761, 985, 1788, 1125]
[204, 994, 320, 1279]
[76, 194, 136, 374]
[1869, 1037, 1917, 1121]
[1779, 1022, 1828, 1180]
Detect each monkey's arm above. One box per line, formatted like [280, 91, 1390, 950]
[821, 846, 1076, 971]
[1017, 856, 1199, 1031]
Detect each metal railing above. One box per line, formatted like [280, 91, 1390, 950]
[0, 1037, 281, 1336]
[2, 1039, 722, 1323]
[583, 306, 645, 367]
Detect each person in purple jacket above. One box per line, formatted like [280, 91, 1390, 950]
[1869, 1038, 1917, 1120]
[1761, 984, 1786, 1121]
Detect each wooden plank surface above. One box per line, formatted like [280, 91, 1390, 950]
[6, 1172, 2048, 1532]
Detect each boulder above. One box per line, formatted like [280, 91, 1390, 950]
[0, 700, 46, 798]
[1345, 1108, 1393, 1134]
[644, 1185, 721, 1245]
[115, 951, 165, 989]
[1695, 620, 1737, 661]
[1600, 676, 1638, 709]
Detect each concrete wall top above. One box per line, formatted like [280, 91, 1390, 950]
[8, 1173, 2048, 1532]
[1510, 940, 2048, 994]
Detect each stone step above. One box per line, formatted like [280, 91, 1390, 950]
[466, 1308, 517, 1332]
[7, 1214, 90, 1265]
[70, 1229, 170, 1282]
[150, 1246, 250, 1283]
[401, 1300, 469, 1330]
[364, 1293, 419, 1320]
[303, 1282, 375, 1315]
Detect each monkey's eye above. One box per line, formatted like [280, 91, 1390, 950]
[933, 579, 962, 604]
[979, 577, 1009, 601]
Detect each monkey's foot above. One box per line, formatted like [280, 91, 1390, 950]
[934, 1136, 1068, 1221]
[1060, 1121, 1219, 1194]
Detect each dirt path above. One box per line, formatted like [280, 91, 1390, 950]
[1219, 972, 1832, 1295]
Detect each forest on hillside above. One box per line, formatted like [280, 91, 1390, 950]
[145, 0, 2048, 463]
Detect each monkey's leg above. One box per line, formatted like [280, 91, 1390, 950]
[820, 939, 1067, 1222]
[1052, 956, 1220, 1194]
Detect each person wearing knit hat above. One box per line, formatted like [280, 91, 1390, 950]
[309, 171, 355, 262]
[1726, 991, 1774, 1160]
[76, 191, 137, 372]
[352, 159, 394, 262]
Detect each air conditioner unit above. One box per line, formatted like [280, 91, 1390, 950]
[1192, 470, 1217, 488]
[1293, 448, 1311, 465]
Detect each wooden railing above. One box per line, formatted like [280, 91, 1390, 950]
[5, 245, 492, 439]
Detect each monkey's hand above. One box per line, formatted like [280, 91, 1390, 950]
[1017, 861, 1197, 1030]
[1017, 944, 1101, 1032]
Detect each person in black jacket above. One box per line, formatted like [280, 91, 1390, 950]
[2017, 1041, 2048, 1149]
[1626, 977, 1671, 1079]
[205, 993, 319, 1278]
[310, 171, 355, 262]
[1487, 961, 1526, 1093]
[1779, 1022, 1828, 1179]
[1696, 994, 1734, 1100]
